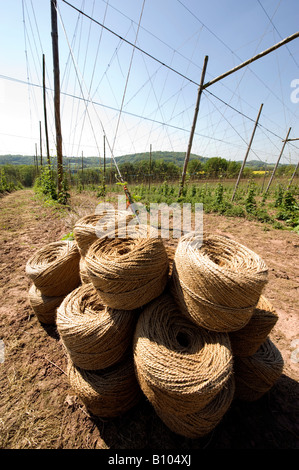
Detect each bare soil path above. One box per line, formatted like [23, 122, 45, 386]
[0, 189, 298, 449]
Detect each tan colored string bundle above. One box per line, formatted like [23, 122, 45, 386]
[133, 293, 233, 416]
[26, 240, 81, 297]
[67, 354, 142, 418]
[234, 337, 284, 402]
[171, 232, 268, 332]
[156, 376, 235, 439]
[85, 226, 169, 310]
[28, 283, 65, 324]
[79, 257, 89, 284]
[229, 295, 278, 356]
[56, 283, 137, 370]
[73, 211, 133, 257]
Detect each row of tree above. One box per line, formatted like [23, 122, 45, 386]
[0, 156, 296, 189]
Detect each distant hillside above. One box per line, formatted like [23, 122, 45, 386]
[0, 151, 207, 168]
[0, 155, 35, 165]
[0, 152, 278, 169]
[113, 151, 208, 166]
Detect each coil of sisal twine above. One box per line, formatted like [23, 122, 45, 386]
[133, 293, 233, 416]
[85, 225, 169, 310]
[73, 211, 133, 257]
[28, 283, 65, 324]
[155, 375, 235, 438]
[56, 283, 137, 370]
[79, 257, 90, 284]
[25, 240, 81, 297]
[67, 353, 142, 418]
[234, 337, 284, 401]
[229, 295, 278, 357]
[171, 232, 268, 332]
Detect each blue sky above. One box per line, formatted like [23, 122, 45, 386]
[0, 0, 299, 165]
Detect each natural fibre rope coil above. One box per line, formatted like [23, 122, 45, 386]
[79, 257, 89, 284]
[56, 283, 137, 370]
[234, 337, 284, 402]
[85, 225, 169, 310]
[73, 211, 133, 257]
[67, 353, 142, 418]
[133, 293, 234, 416]
[171, 232, 268, 332]
[229, 295, 278, 357]
[26, 240, 81, 297]
[28, 283, 65, 325]
[156, 375, 235, 439]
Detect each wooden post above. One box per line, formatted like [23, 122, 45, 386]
[35, 143, 38, 173]
[231, 103, 263, 201]
[203, 32, 299, 90]
[149, 143, 152, 192]
[42, 54, 51, 166]
[110, 155, 112, 190]
[51, 0, 63, 193]
[81, 151, 84, 189]
[287, 161, 299, 190]
[39, 121, 43, 166]
[261, 164, 267, 192]
[178, 55, 209, 197]
[265, 127, 291, 194]
[103, 134, 106, 194]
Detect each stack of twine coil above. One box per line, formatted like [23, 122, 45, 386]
[85, 225, 169, 310]
[26, 220, 284, 435]
[28, 283, 65, 325]
[73, 211, 133, 257]
[233, 337, 284, 402]
[229, 295, 278, 357]
[171, 232, 268, 332]
[56, 283, 137, 370]
[26, 240, 81, 297]
[79, 257, 89, 285]
[67, 353, 142, 418]
[155, 375, 235, 439]
[133, 292, 234, 436]
[26, 240, 81, 324]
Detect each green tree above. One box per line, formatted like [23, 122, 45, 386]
[204, 157, 228, 177]
[226, 160, 241, 178]
[188, 159, 203, 177]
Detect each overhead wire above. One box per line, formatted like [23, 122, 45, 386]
[56, 2, 102, 160]
[61, 0, 299, 157]
[257, 0, 299, 68]
[55, 0, 142, 216]
[61, 0, 200, 86]
[14, 0, 299, 170]
[111, 0, 146, 157]
[22, 0, 33, 134]
[3, 70, 298, 163]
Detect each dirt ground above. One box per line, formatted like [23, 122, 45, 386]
[0, 189, 298, 450]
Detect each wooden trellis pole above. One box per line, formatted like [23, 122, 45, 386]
[51, 0, 63, 193]
[149, 143, 152, 192]
[178, 55, 209, 197]
[265, 127, 292, 194]
[231, 103, 263, 201]
[81, 151, 84, 189]
[42, 54, 50, 166]
[103, 134, 106, 195]
[39, 121, 43, 166]
[35, 143, 38, 174]
[287, 161, 299, 190]
[203, 32, 299, 90]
